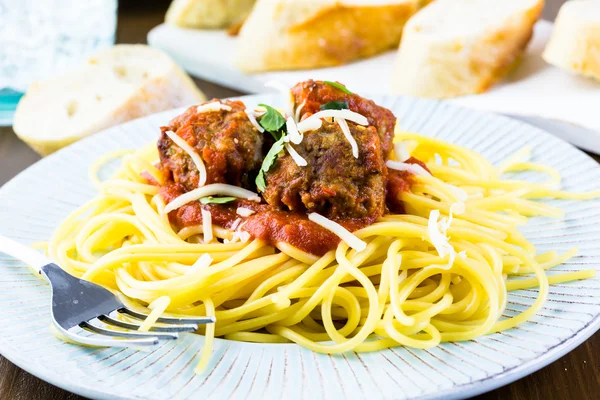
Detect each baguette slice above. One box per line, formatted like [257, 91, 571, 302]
[14, 45, 205, 156]
[543, 0, 600, 83]
[166, 0, 256, 29]
[392, 0, 544, 98]
[235, 0, 419, 72]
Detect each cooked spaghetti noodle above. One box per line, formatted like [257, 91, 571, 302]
[42, 80, 599, 373]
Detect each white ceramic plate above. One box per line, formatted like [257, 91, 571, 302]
[148, 21, 600, 145]
[1, 95, 599, 400]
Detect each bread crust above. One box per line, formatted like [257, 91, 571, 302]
[236, 0, 418, 72]
[14, 45, 205, 156]
[166, 0, 256, 29]
[391, 0, 544, 98]
[543, 0, 600, 82]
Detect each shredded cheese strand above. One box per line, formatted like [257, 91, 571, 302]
[164, 184, 260, 214]
[295, 100, 306, 123]
[285, 143, 308, 166]
[386, 160, 431, 176]
[296, 118, 323, 133]
[165, 130, 207, 187]
[245, 108, 264, 133]
[231, 218, 242, 231]
[300, 109, 368, 128]
[236, 207, 255, 217]
[427, 204, 464, 270]
[394, 142, 410, 162]
[336, 118, 359, 158]
[202, 209, 213, 243]
[197, 102, 232, 113]
[308, 213, 366, 252]
[286, 117, 303, 144]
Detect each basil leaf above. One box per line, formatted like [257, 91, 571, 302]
[268, 129, 284, 142]
[258, 104, 286, 132]
[256, 135, 286, 192]
[320, 101, 349, 111]
[324, 81, 352, 95]
[200, 196, 236, 205]
[255, 171, 267, 193]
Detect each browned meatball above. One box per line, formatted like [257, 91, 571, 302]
[262, 120, 386, 220]
[158, 100, 263, 191]
[291, 80, 396, 155]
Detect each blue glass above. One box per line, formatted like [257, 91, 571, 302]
[0, 89, 23, 126]
[0, 0, 117, 126]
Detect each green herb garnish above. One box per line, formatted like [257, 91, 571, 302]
[255, 135, 287, 192]
[258, 104, 286, 133]
[324, 81, 352, 95]
[320, 101, 349, 111]
[200, 196, 236, 205]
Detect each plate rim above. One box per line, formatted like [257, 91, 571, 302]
[1, 94, 599, 400]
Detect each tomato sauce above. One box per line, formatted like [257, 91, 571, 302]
[385, 157, 426, 214]
[159, 166, 415, 256]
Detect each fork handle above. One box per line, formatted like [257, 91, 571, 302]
[0, 235, 53, 274]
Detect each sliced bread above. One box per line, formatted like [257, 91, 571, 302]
[543, 0, 600, 83]
[391, 0, 544, 98]
[165, 0, 256, 29]
[14, 45, 205, 156]
[235, 0, 419, 72]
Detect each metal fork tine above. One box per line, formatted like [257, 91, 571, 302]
[119, 307, 216, 325]
[63, 325, 159, 348]
[82, 318, 179, 340]
[101, 311, 198, 333]
[0, 238, 199, 349]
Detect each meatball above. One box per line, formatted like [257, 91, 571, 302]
[262, 120, 386, 220]
[291, 80, 396, 155]
[158, 100, 263, 191]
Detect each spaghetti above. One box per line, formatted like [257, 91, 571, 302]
[42, 83, 599, 374]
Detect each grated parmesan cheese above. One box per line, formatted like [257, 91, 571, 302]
[197, 102, 232, 113]
[427, 203, 464, 270]
[164, 184, 260, 213]
[165, 130, 207, 187]
[236, 207, 255, 217]
[394, 141, 410, 162]
[308, 212, 366, 252]
[245, 108, 264, 133]
[230, 218, 242, 231]
[285, 143, 307, 166]
[232, 230, 251, 243]
[296, 117, 323, 134]
[295, 100, 306, 122]
[202, 209, 213, 243]
[252, 106, 267, 116]
[336, 117, 359, 158]
[300, 109, 368, 127]
[386, 160, 431, 176]
[286, 117, 303, 144]
[428, 210, 452, 259]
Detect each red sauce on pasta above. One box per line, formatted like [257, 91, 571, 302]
[159, 167, 415, 256]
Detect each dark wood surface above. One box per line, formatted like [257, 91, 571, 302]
[1, 1, 598, 399]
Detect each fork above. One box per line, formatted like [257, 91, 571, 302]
[0, 235, 215, 347]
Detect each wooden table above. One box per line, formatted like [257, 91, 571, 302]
[1, 1, 598, 399]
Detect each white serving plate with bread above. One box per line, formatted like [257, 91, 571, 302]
[148, 0, 600, 152]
